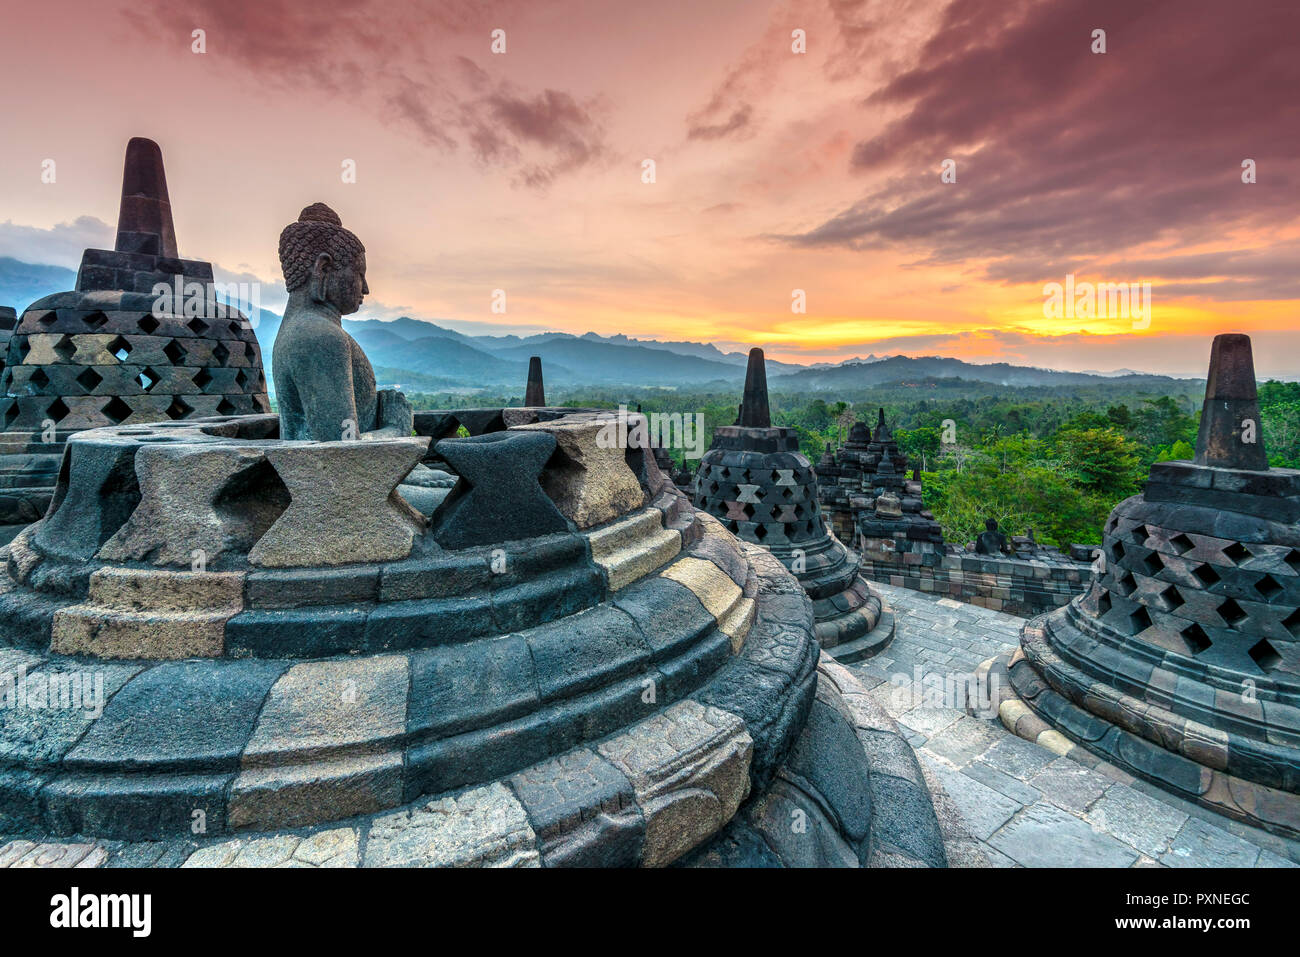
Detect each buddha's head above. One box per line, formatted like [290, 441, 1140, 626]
[278, 203, 368, 315]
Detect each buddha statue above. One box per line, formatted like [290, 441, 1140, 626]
[974, 517, 1010, 556]
[273, 203, 412, 442]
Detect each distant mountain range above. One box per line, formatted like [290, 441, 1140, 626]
[0, 255, 1194, 394]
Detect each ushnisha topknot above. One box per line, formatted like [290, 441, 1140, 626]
[278, 202, 365, 292]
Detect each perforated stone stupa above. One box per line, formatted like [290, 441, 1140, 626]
[0, 138, 269, 542]
[0, 205, 956, 869]
[996, 334, 1300, 838]
[692, 349, 891, 660]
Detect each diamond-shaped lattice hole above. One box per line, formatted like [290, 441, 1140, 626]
[742, 503, 755, 520]
[1285, 549, 1300, 575]
[1255, 573, 1283, 601]
[83, 311, 108, 329]
[163, 339, 187, 365]
[193, 367, 213, 391]
[1217, 598, 1247, 627]
[137, 313, 160, 334]
[1193, 563, 1221, 588]
[1129, 606, 1153, 634]
[76, 367, 103, 393]
[793, 503, 805, 518]
[165, 396, 193, 420]
[1283, 609, 1300, 639]
[3, 401, 17, 429]
[1181, 622, 1212, 655]
[187, 317, 210, 335]
[1142, 551, 1164, 577]
[1130, 524, 1149, 545]
[53, 334, 76, 360]
[212, 342, 230, 365]
[101, 396, 132, 424]
[1159, 584, 1185, 612]
[235, 368, 249, 389]
[216, 397, 237, 415]
[1096, 589, 1112, 615]
[754, 524, 768, 540]
[228, 321, 241, 335]
[29, 368, 50, 389]
[137, 367, 159, 392]
[17, 338, 30, 361]
[108, 336, 132, 361]
[46, 397, 69, 422]
[1223, 542, 1252, 565]
[1115, 571, 1137, 597]
[1248, 639, 1281, 672]
[1169, 533, 1195, 555]
[1111, 541, 1126, 562]
[38, 310, 58, 325]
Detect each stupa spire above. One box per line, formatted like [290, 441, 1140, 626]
[1194, 333, 1268, 470]
[113, 137, 178, 258]
[525, 355, 546, 406]
[739, 347, 771, 428]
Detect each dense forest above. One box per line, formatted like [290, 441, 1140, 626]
[403, 377, 1300, 551]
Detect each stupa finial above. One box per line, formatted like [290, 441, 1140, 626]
[114, 137, 178, 258]
[739, 347, 771, 428]
[525, 356, 546, 406]
[1194, 333, 1268, 470]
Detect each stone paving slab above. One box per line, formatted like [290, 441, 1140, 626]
[843, 583, 1300, 867]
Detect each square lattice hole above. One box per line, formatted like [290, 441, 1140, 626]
[1255, 574, 1283, 602]
[1158, 584, 1185, 612]
[1129, 524, 1149, 545]
[107, 336, 132, 361]
[1142, 551, 1164, 577]
[166, 396, 193, 420]
[1115, 571, 1137, 597]
[163, 339, 187, 364]
[1181, 622, 1212, 655]
[1248, 639, 1281, 672]
[137, 314, 160, 334]
[1283, 609, 1300, 639]
[76, 367, 103, 393]
[101, 396, 131, 425]
[1168, 533, 1195, 555]
[1193, 563, 1221, 588]
[1217, 598, 1247, 627]
[1129, 606, 1153, 634]
[1223, 542, 1252, 565]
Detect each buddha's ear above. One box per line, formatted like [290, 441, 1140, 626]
[309, 253, 334, 304]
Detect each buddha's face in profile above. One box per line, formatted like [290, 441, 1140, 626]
[324, 249, 368, 316]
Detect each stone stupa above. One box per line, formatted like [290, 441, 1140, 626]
[994, 334, 1300, 838]
[692, 349, 892, 660]
[0, 202, 959, 869]
[0, 138, 270, 543]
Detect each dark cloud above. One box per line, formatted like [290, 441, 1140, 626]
[687, 104, 754, 141]
[783, 0, 1300, 300]
[127, 0, 602, 189]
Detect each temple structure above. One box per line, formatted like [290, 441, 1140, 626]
[993, 334, 1300, 838]
[0, 138, 269, 543]
[0, 196, 958, 869]
[692, 349, 891, 660]
[819, 408, 1091, 617]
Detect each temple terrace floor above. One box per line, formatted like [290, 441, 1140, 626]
[849, 583, 1300, 868]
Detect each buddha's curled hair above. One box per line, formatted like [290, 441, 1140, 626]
[278, 203, 365, 291]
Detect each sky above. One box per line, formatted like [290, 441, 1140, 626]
[0, 0, 1297, 377]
